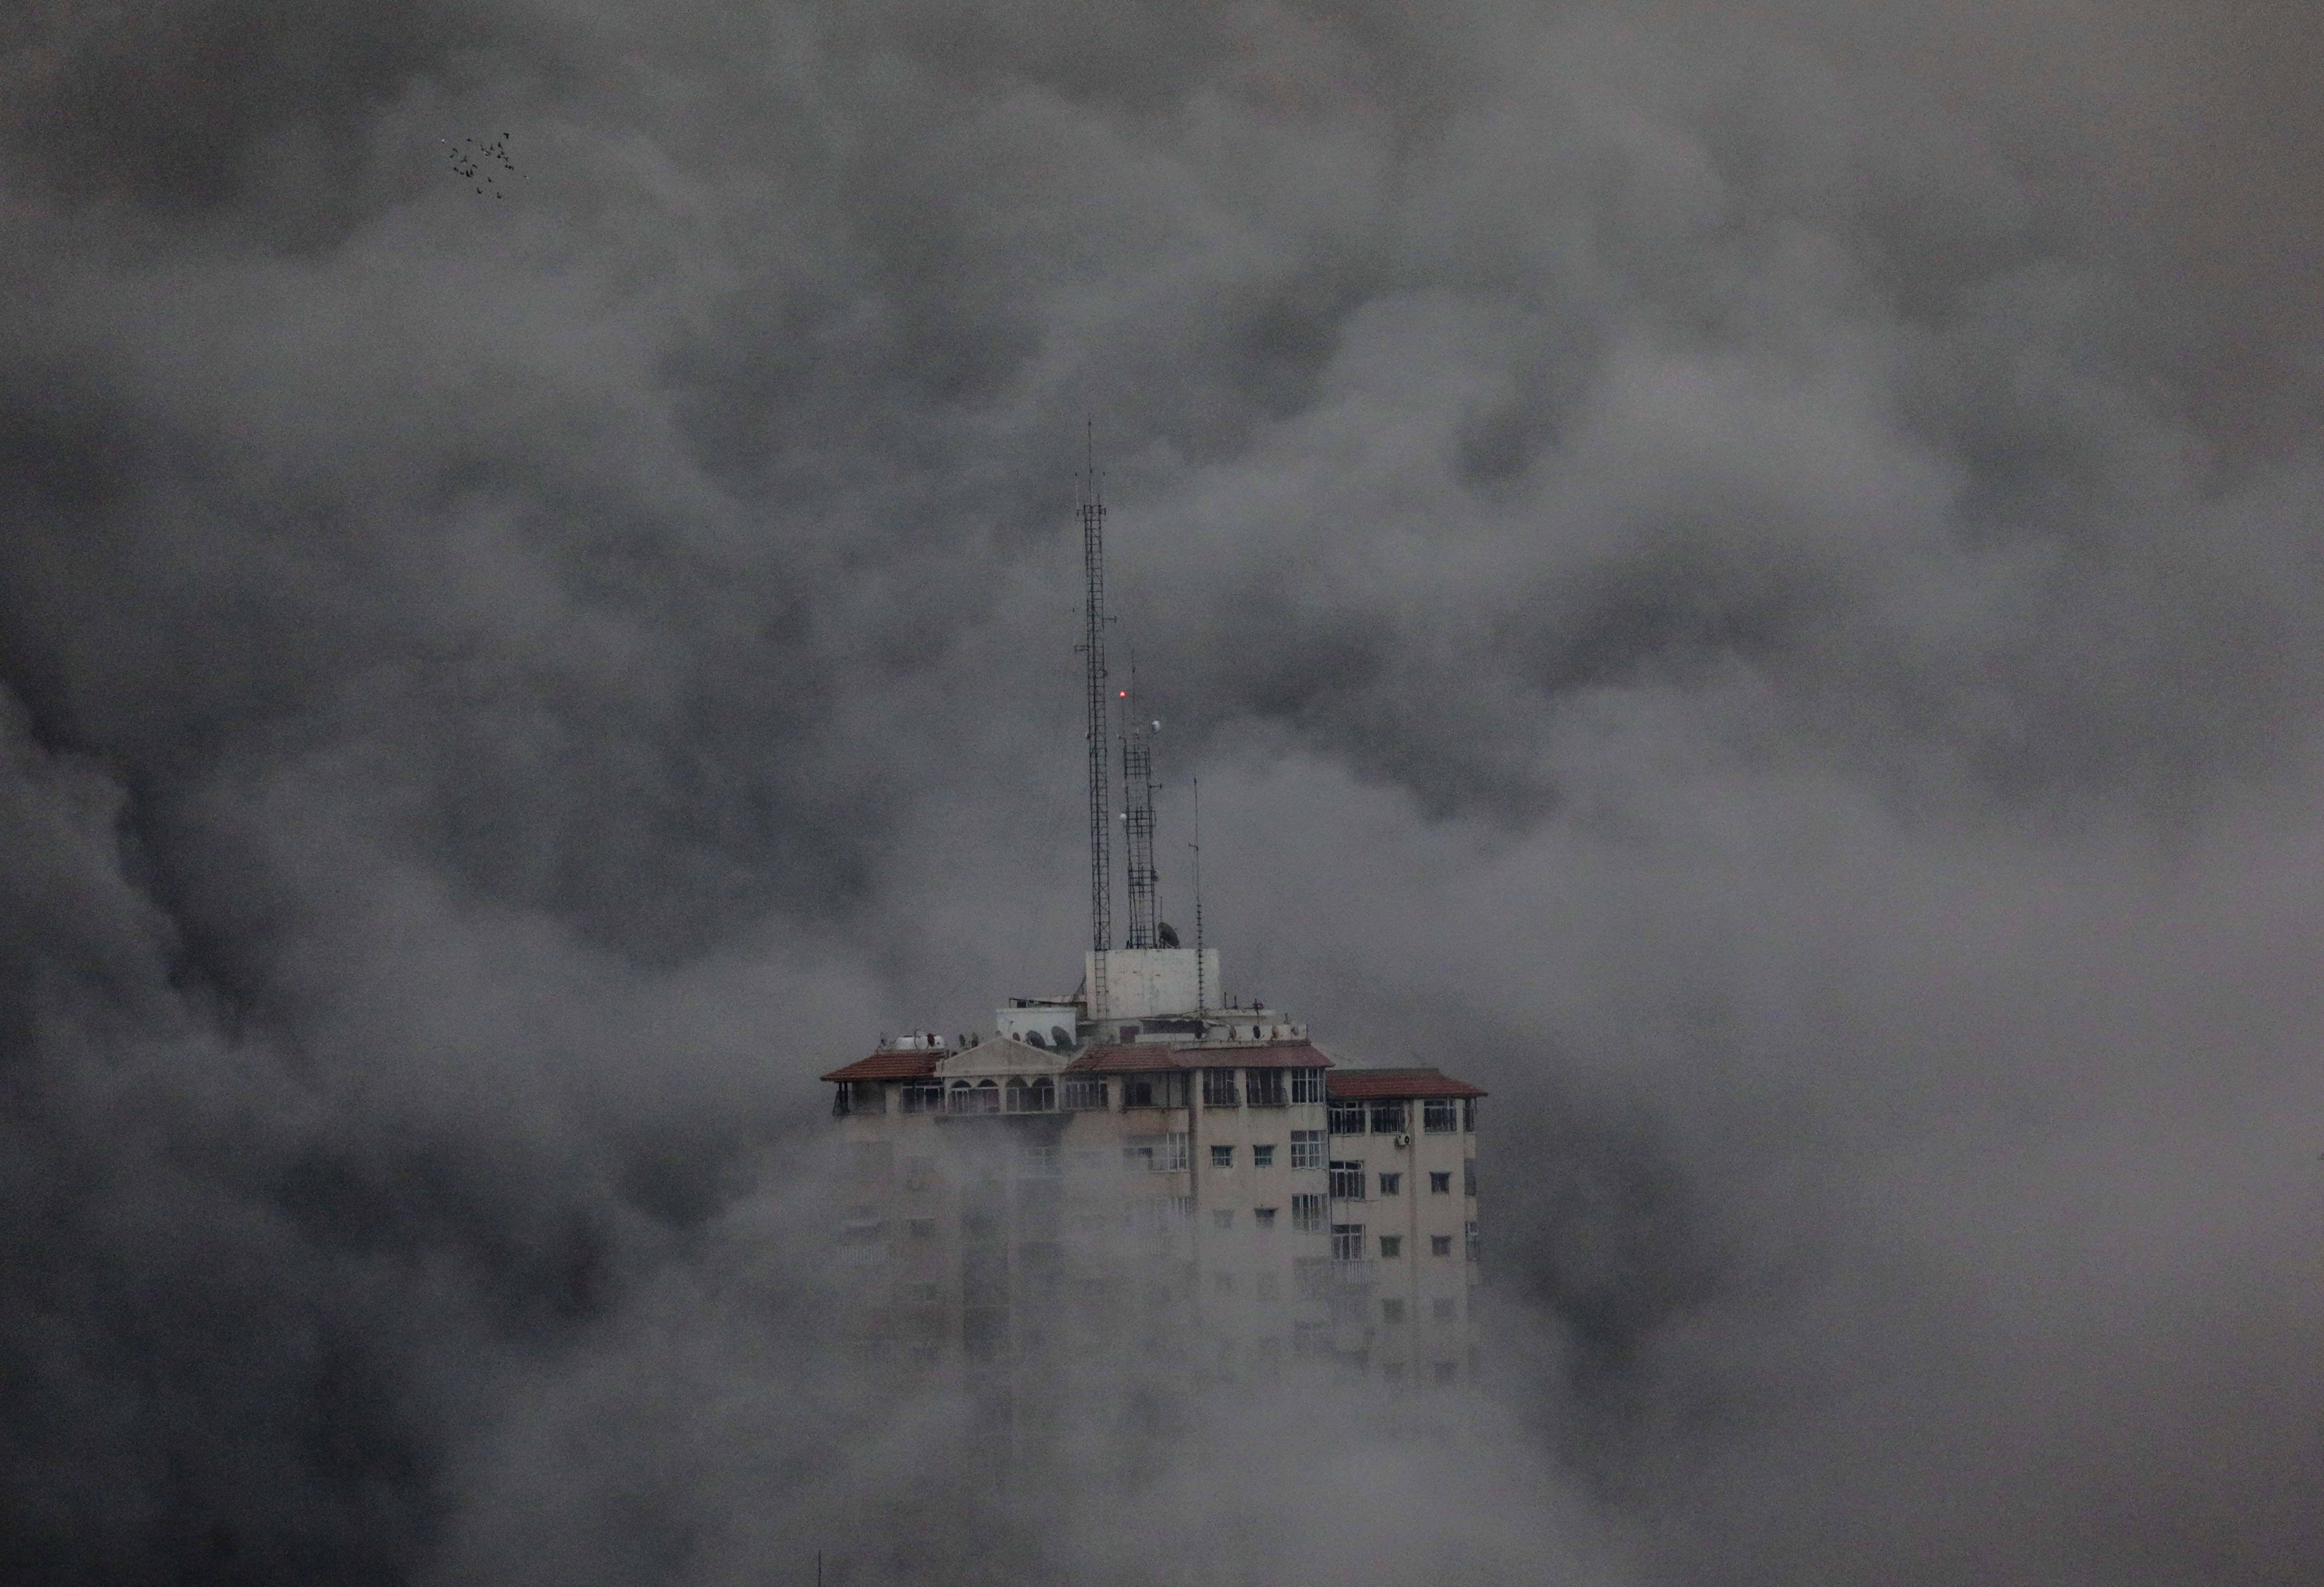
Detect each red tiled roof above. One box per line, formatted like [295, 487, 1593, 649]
[1064, 1039, 1333, 1073]
[1197, 1040, 1335, 1069]
[819, 1051, 945, 1082]
[1064, 1044, 1189, 1072]
[1326, 1068, 1486, 1100]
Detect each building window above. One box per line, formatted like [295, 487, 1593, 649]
[1251, 1143, 1276, 1168]
[1465, 1220, 1480, 1262]
[1061, 1075, 1109, 1111]
[1289, 1130, 1323, 1169]
[1020, 1144, 1059, 1176]
[899, 1079, 943, 1114]
[1328, 1099, 1366, 1134]
[904, 1156, 935, 1192]
[1464, 1160, 1476, 1197]
[1378, 1172, 1402, 1197]
[1423, 1098, 1457, 1132]
[949, 1079, 1001, 1115]
[1211, 1145, 1235, 1169]
[1122, 1072, 1189, 1109]
[1367, 1100, 1405, 1134]
[1462, 1098, 1477, 1132]
[1257, 1272, 1279, 1301]
[1125, 1133, 1190, 1172]
[1244, 1069, 1288, 1106]
[1254, 1206, 1277, 1229]
[1379, 1235, 1403, 1259]
[1430, 1235, 1452, 1256]
[1429, 1171, 1451, 1194]
[1433, 1297, 1457, 1322]
[1170, 1194, 1196, 1221]
[1382, 1298, 1407, 1324]
[1202, 1069, 1240, 1108]
[1290, 1069, 1324, 1103]
[1329, 1161, 1365, 1200]
[1291, 1194, 1325, 1233]
[908, 1218, 938, 1239]
[1331, 1224, 1365, 1261]
[833, 1080, 886, 1116]
[1213, 1209, 1234, 1230]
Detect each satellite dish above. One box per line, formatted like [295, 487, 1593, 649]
[1157, 921, 1181, 948]
[1050, 1025, 1074, 1050]
[1024, 1030, 1047, 1048]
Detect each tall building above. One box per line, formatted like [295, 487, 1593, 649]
[821, 948, 1486, 1411]
[818, 455, 1484, 1434]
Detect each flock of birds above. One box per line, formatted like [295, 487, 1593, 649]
[442, 133, 516, 196]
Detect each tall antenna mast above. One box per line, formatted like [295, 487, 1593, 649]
[1077, 424, 1113, 1011]
[1190, 777, 1206, 1014]
[1121, 654, 1160, 950]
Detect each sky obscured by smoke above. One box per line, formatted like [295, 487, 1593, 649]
[4, 1, 2321, 1582]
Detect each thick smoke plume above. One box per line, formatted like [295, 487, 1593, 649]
[3, 1, 2321, 1582]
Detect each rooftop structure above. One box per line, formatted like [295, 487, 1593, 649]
[818, 451, 1486, 1445]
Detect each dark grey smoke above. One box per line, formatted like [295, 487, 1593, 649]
[4, 0, 2321, 1582]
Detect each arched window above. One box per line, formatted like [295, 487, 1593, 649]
[1005, 1076, 1031, 1113]
[948, 1079, 974, 1115]
[1029, 1077, 1056, 1112]
[975, 1078, 1000, 1115]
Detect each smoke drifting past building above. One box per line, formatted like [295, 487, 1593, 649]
[818, 461, 1482, 1449]
[821, 949, 1485, 1439]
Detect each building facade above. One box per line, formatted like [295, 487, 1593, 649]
[822, 947, 1484, 1427]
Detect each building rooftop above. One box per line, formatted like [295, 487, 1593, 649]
[1325, 1067, 1488, 1100]
[819, 1050, 947, 1082]
[1064, 1039, 1334, 1073]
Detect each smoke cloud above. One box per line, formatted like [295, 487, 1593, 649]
[3, 0, 2320, 1582]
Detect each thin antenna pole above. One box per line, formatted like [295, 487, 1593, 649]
[1077, 425, 1113, 1011]
[1190, 777, 1206, 1014]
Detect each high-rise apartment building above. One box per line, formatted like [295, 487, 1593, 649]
[822, 947, 1484, 1414]
[818, 458, 1483, 1432]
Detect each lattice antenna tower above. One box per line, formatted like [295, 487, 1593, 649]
[1190, 777, 1206, 1012]
[1076, 427, 1113, 1011]
[1120, 653, 1161, 950]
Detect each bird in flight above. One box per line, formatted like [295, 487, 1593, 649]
[441, 133, 517, 196]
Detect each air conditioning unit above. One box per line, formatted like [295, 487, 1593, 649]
[1395, 1133, 1412, 1148]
